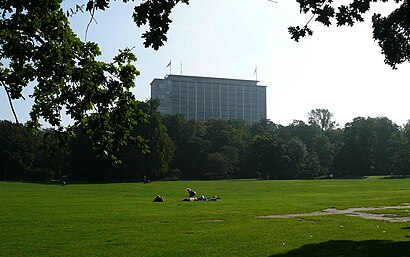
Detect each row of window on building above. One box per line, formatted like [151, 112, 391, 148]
[151, 75, 267, 124]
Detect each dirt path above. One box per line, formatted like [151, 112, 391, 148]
[257, 204, 410, 222]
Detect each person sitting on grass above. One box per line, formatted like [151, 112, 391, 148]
[186, 188, 196, 198]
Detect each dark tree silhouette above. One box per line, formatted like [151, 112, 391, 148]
[288, 0, 409, 69]
[1, 1, 147, 161]
[86, 0, 409, 68]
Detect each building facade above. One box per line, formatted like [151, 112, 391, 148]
[151, 75, 267, 124]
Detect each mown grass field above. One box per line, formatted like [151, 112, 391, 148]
[1, 178, 409, 256]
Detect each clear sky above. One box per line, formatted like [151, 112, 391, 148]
[1, 0, 409, 127]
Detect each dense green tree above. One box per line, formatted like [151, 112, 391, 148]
[161, 116, 208, 179]
[204, 152, 234, 179]
[248, 134, 290, 179]
[181, 136, 211, 179]
[387, 129, 410, 175]
[386, 121, 410, 175]
[325, 127, 344, 145]
[162, 114, 187, 147]
[205, 119, 247, 172]
[32, 130, 69, 179]
[67, 127, 115, 181]
[172, 119, 209, 179]
[227, 119, 250, 148]
[337, 117, 398, 177]
[373, 117, 398, 175]
[1, 1, 147, 161]
[312, 134, 334, 176]
[298, 151, 321, 179]
[185, 119, 207, 138]
[131, 99, 174, 180]
[403, 121, 410, 141]
[280, 120, 335, 177]
[249, 119, 280, 138]
[339, 117, 378, 176]
[206, 119, 236, 152]
[67, 99, 173, 181]
[0, 121, 36, 180]
[161, 114, 187, 178]
[286, 137, 308, 178]
[162, 117, 246, 179]
[287, 120, 321, 151]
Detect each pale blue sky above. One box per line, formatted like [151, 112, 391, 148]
[1, 0, 409, 127]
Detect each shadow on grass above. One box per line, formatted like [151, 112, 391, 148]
[333, 176, 368, 179]
[19, 180, 143, 186]
[380, 175, 410, 179]
[270, 240, 410, 257]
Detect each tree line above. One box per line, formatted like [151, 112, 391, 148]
[1, 104, 410, 182]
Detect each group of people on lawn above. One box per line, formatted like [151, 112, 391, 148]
[153, 187, 221, 202]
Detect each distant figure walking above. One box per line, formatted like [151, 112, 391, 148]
[186, 188, 196, 198]
[144, 176, 150, 184]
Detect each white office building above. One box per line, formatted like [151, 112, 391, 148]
[151, 75, 267, 124]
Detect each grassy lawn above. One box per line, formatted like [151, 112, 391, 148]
[0, 178, 409, 256]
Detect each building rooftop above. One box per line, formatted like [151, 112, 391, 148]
[151, 74, 266, 87]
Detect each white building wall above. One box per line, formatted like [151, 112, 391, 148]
[151, 75, 267, 124]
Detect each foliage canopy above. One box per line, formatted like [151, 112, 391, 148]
[0, 0, 147, 161]
[88, 0, 409, 68]
[288, 0, 410, 69]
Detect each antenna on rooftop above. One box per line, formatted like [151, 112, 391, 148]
[166, 60, 172, 75]
[180, 60, 183, 75]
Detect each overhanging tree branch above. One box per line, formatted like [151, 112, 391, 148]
[1, 82, 19, 124]
[288, 0, 409, 68]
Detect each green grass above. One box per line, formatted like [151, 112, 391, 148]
[1, 178, 409, 256]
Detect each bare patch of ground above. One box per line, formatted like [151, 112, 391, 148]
[257, 205, 410, 222]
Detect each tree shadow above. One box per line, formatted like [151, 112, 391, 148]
[20, 180, 142, 186]
[333, 176, 368, 179]
[270, 240, 410, 257]
[381, 175, 410, 179]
